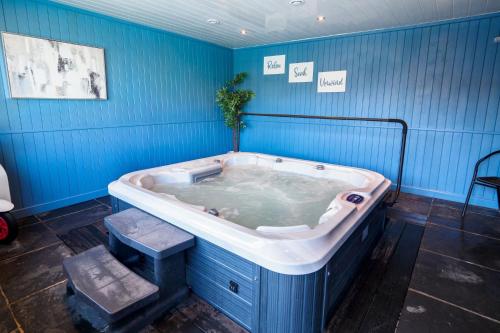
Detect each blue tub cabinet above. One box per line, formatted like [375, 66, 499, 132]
[111, 197, 386, 332]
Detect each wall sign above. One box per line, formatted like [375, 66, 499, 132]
[1, 32, 107, 99]
[317, 70, 347, 93]
[263, 55, 285, 75]
[288, 62, 314, 83]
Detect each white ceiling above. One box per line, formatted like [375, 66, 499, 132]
[52, 0, 500, 48]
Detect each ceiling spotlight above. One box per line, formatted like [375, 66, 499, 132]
[316, 16, 326, 22]
[240, 29, 248, 35]
[207, 18, 220, 25]
[289, 0, 305, 6]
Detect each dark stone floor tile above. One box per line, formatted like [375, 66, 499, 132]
[421, 224, 500, 271]
[153, 309, 205, 333]
[387, 192, 432, 225]
[36, 200, 103, 222]
[45, 205, 111, 235]
[93, 219, 109, 235]
[433, 198, 500, 218]
[432, 198, 464, 210]
[397, 192, 434, 204]
[0, 223, 60, 261]
[409, 250, 500, 321]
[397, 290, 500, 333]
[176, 295, 248, 333]
[139, 325, 161, 333]
[429, 203, 462, 220]
[11, 282, 94, 333]
[58, 222, 108, 255]
[0, 243, 72, 302]
[326, 219, 407, 332]
[387, 209, 427, 225]
[392, 192, 432, 216]
[0, 291, 17, 333]
[357, 222, 425, 333]
[468, 205, 500, 218]
[94, 195, 111, 207]
[16, 215, 41, 228]
[429, 212, 500, 240]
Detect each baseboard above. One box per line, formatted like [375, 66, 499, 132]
[395, 185, 497, 209]
[12, 188, 109, 218]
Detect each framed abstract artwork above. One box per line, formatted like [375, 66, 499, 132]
[1, 32, 107, 99]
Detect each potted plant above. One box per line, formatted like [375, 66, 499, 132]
[216, 72, 255, 151]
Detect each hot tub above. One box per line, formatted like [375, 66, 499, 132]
[108, 152, 391, 332]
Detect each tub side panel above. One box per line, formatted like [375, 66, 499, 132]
[185, 238, 260, 331]
[111, 196, 134, 213]
[257, 203, 386, 333]
[322, 203, 386, 327]
[259, 268, 325, 333]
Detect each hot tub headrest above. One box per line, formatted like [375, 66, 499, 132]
[189, 164, 222, 183]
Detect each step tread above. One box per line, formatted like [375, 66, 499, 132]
[63, 245, 159, 322]
[105, 208, 194, 259]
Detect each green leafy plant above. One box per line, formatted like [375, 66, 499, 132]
[216, 72, 255, 151]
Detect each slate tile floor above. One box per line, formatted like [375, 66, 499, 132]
[396, 194, 500, 333]
[0, 193, 499, 333]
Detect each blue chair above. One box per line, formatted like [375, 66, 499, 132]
[462, 150, 500, 217]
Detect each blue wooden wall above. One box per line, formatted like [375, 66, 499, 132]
[234, 14, 500, 208]
[1, 0, 498, 215]
[0, 0, 233, 216]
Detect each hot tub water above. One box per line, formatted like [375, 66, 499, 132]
[151, 165, 353, 229]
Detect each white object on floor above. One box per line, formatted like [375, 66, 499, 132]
[0, 165, 13, 212]
[0, 199, 14, 212]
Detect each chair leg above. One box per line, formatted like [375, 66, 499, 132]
[496, 187, 500, 211]
[461, 181, 475, 217]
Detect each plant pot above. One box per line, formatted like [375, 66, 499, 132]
[232, 128, 239, 152]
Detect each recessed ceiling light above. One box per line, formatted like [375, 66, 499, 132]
[316, 16, 326, 22]
[240, 29, 248, 35]
[288, 0, 305, 6]
[207, 18, 220, 25]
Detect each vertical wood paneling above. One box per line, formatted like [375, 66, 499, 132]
[234, 14, 500, 208]
[0, 0, 232, 216]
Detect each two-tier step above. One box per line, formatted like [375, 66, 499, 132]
[63, 208, 194, 332]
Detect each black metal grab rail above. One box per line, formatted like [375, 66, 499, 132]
[236, 112, 408, 205]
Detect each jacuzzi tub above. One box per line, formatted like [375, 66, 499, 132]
[108, 152, 390, 275]
[108, 152, 391, 332]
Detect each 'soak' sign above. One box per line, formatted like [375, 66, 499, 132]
[288, 62, 314, 83]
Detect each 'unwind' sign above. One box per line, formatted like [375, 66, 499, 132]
[289, 62, 314, 83]
[263, 55, 285, 75]
[317, 70, 347, 93]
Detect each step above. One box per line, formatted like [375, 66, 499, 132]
[63, 245, 159, 324]
[104, 208, 194, 259]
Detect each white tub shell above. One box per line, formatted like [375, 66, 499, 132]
[108, 152, 391, 275]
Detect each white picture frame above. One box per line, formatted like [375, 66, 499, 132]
[317, 70, 347, 93]
[263, 55, 286, 75]
[1, 32, 107, 99]
[288, 62, 314, 83]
